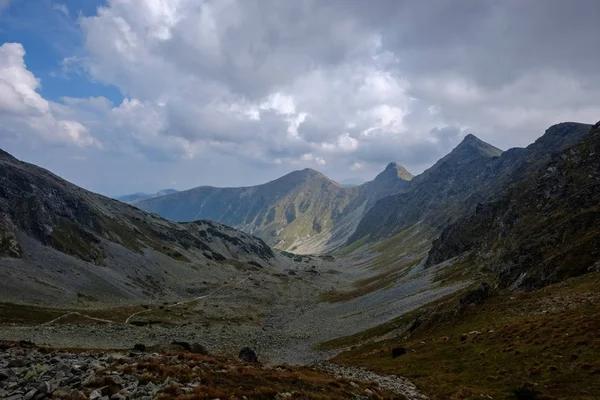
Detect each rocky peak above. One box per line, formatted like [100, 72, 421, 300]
[375, 162, 413, 183]
[440, 134, 503, 166]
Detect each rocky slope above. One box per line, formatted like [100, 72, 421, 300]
[135, 163, 413, 254]
[0, 342, 413, 400]
[349, 122, 592, 244]
[0, 148, 283, 306]
[427, 121, 600, 289]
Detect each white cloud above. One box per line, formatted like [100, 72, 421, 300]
[7, 0, 600, 192]
[0, 43, 101, 148]
[52, 3, 69, 17]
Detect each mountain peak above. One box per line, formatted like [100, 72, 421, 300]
[451, 134, 503, 159]
[372, 162, 413, 185]
[382, 162, 413, 181]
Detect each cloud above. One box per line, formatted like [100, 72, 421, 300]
[6, 0, 600, 192]
[0, 43, 101, 148]
[52, 3, 69, 17]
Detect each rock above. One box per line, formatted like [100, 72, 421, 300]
[89, 389, 102, 400]
[365, 389, 374, 395]
[460, 283, 490, 306]
[392, 347, 407, 358]
[133, 344, 146, 352]
[171, 341, 192, 351]
[37, 380, 60, 394]
[0, 368, 15, 381]
[190, 342, 209, 355]
[23, 388, 37, 400]
[4, 394, 24, 400]
[275, 393, 292, 399]
[238, 347, 259, 363]
[7, 359, 31, 368]
[110, 394, 126, 400]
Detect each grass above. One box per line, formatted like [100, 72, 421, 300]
[328, 272, 600, 399]
[104, 351, 403, 400]
[432, 257, 480, 287]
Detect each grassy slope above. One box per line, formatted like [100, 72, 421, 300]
[327, 273, 600, 399]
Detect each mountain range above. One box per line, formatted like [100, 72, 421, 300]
[134, 162, 413, 253]
[115, 189, 178, 203]
[1, 120, 599, 399]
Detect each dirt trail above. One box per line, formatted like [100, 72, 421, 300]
[124, 276, 250, 324]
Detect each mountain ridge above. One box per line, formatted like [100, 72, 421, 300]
[0, 148, 283, 305]
[135, 162, 413, 253]
[349, 123, 591, 244]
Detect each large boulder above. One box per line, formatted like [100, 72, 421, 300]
[238, 347, 259, 363]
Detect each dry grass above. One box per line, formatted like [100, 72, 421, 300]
[107, 353, 403, 400]
[330, 272, 600, 399]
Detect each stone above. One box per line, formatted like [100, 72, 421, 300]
[89, 389, 102, 400]
[190, 342, 209, 355]
[171, 341, 192, 351]
[23, 388, 37, 400]
[110, 394, 126, 400]
[0, 368, 15, 381]
[392, 347, 407, 358]
[37, 380, 60, 394]
[7, 359, 31, 368]
[133, 344, 146, 352]
[459, 283, 490, 306]
[238, 347, 259, 363]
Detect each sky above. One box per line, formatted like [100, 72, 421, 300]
[1, 0, 600, 196]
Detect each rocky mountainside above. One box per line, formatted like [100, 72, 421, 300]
[0, 148, 280, 306]
[427, 121, 600, 289]
[349, 122, 592, 244]
[135, 163, 413, 254]
[115, 189, 178, 203]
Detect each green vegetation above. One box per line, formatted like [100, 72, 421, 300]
[328, 273, 600, 399]
[51, 221, 106, 265]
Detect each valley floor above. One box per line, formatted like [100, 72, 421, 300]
[3, 237, 598, 399]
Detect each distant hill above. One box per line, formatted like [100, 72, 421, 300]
[135, 163, 413, 254]
[116, 189, 178, 203]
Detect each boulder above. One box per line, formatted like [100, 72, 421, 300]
[391, 347, 407, 358]
[238, 347, 259, 363]
[133, 344, 146, 352]
[190, 343, 209, 355]
[171, 341, 191, 352]
[460, 283, 490, 306]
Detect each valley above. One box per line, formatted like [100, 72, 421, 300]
[1, 121, 600, 399]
